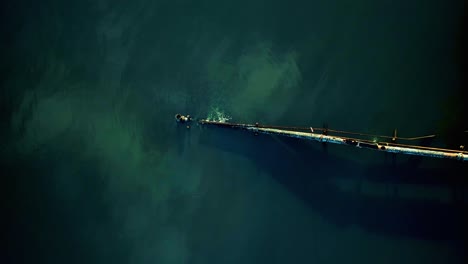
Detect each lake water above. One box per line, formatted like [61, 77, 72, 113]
[2, 0, 467, 263]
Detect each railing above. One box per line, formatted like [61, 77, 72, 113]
[198, 119, 467, 162]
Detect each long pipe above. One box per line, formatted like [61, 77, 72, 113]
[198, 119, 468, 162]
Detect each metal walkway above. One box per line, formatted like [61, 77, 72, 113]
[197, 119, 468, 162]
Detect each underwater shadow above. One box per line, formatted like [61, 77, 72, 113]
[198, 126, 468, 242]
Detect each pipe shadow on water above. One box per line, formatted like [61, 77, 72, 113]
[198, 126, 468, 242]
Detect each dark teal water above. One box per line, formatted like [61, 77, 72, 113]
[2, 0, 467, 263]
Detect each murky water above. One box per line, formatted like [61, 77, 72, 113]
[2, 0, 467, 263]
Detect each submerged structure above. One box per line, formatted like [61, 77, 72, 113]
[191, 117, 467, 162]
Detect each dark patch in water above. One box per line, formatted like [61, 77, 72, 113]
[199, 126, 468, 241]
